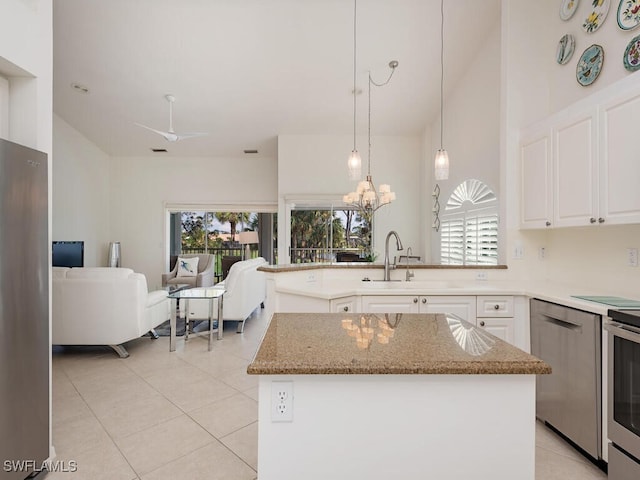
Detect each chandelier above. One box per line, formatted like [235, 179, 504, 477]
[343, 60, 398, 213]
[342, 313, 402, 350]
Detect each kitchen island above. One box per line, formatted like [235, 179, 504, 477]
[248, 312, 550, 480]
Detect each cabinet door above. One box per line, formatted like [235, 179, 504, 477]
[554, 109, 598, 227]
[331, 296, 357, 314]
[420, 296, 476, 322]
[599, 91, 640, 225]
[477, 317, 515, 345]
[361, 295, 419, 313]
[520, 128, 553, 228]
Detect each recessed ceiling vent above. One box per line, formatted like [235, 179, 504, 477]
[151, 148, 168, 153]
[244, 149, 258, 154]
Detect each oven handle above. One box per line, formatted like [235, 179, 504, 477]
[605, 321, 640, 344]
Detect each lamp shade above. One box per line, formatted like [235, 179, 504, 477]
[237, 231, 259, 244]
[434, 149, 449, 180]
[348, 150, 362, 181]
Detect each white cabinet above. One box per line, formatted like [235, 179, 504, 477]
[361, 295, 476, 322]
[520, 84, 640, 229]
[476, 296, 515, 344]
[330, 296, 358, 313]
[553, 108, 599, 227]
[599, 91, 640, 225]
[520, 127, 553, 229]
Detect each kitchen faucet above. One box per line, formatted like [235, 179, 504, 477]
[384, 230, 403, 281]
[405, 247, 414, 282]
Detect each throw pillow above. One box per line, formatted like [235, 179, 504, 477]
[176, 256, 199, 277]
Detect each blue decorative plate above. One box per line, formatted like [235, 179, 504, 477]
[557, 34, 576, 64]
[617, 0, 640, 30]
[576, 44, 604, 86]
[583, 0, 611, 33]
[560, 0, 581, 20]
[623, 34, 640, 70]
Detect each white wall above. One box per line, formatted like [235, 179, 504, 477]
[503, 0, 640, 293]
[278, 134, 422, 262]
[109, 154, 277, 288]
[428, 23, 501, 263]
[53, 114, 111, 267]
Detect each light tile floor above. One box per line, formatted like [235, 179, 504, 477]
[51, 307, 607, 479]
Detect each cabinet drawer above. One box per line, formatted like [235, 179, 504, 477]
[476, 296, 514, 317]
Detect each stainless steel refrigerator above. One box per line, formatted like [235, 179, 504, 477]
[0, 138, 49, 478]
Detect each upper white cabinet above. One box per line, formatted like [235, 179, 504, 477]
[520, 84, 640, 229]
[553, 107, 599, 227]
[520, 127, 552, 228]
[599, 91, 640, 225]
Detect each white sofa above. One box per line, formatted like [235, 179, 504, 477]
[53, 267, 171, 357]
[185, 257, 267, 333]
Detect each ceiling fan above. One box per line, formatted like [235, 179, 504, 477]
[135, 94, 208, 142]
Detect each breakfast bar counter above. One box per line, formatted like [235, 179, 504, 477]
[248, 313, 550, 480]
[247, 312, 549, 375]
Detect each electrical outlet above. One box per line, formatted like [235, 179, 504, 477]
[476, 271, 488, 281]
[271, 381, 293, 422]
[306, 272, 316, 283]
[627, 248, 638, 267]
[539, 247, 546, 260]
[513, 244, 524, 259]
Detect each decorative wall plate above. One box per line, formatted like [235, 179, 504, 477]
[576, 44, 604, 85]
[623, 34, 640, 70]
[583, 0, 611, 32]
[560, 0, 581, 20]
[557, 34, 576, 64]
[617, 0, 640, 30]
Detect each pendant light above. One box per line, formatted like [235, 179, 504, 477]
[434, 0, 449, 181]
[347, 0, 362, 181]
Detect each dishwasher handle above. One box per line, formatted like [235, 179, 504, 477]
[540, 315, 583, 330]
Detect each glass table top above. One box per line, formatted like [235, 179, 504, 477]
[168, 287, 225, 299]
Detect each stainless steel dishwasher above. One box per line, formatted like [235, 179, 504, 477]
[530, 298, 602, 460]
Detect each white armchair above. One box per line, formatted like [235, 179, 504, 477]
[52, 267, 171, 357]
[162, 254, 216, 288]
[184, 257, 267, 333]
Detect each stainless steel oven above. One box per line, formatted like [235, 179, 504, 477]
[605, 309, 640, 479]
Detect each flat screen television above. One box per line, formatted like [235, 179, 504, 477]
[52, 241, 84, 267]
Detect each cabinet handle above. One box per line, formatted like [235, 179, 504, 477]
[545, 221, 551, 227]
[590, 217, 596, 224]
[343, 306, 349, 312]
[413, 298, 418, 303]
[494, 304, 500, 310]
[598, 217, 605, 224]
[479, 321, 486, 327]
[422, 298, 427, 304]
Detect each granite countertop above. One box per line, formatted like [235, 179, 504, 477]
[247, 312, 550, 376]
[258, 263, 507, 273]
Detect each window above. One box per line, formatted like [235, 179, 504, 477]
[440, 179, 498, 265]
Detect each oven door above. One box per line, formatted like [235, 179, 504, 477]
[606, 320, 640, 461]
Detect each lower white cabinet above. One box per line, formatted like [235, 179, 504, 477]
[361, 295, 476, 322]
[330, 296, 357, 313]
[477, 296, 515, 344]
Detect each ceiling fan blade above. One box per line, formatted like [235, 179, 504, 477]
[135, 123, 179, 142]
[174, 132, 209, 141]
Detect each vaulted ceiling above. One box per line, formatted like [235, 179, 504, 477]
[53, 0, 501, 158]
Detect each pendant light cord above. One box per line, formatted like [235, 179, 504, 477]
[352, 0, 357, 151]
[440, 0, 444, 150]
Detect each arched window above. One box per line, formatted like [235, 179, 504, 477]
[440, 179, 498, 265]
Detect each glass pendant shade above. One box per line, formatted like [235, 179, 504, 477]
[434, 148, 449, 180]
[348, 150, 362, 181]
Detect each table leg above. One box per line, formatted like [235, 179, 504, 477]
[184, 299, 190, 342]
[217, 295, 224, 340]
[170, 298, 177, 352]
[208, 297, 214, 351]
